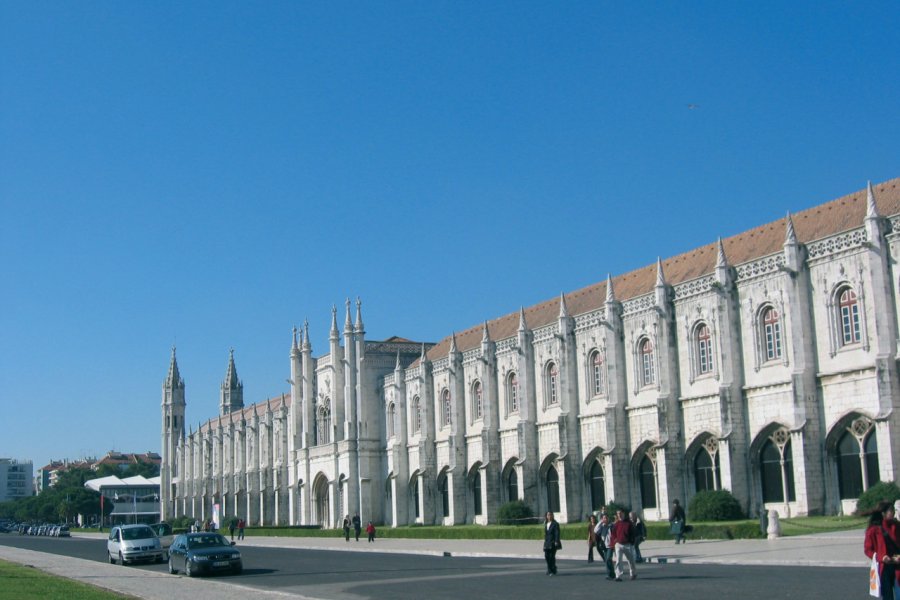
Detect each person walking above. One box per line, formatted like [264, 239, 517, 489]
[366, 521, 376, 542]
[670, 499, 687, 544]
[630, 511, 647, 563]
[543, 511, 561, 576]
[342, 515, 351, 542]
[596, 513, 615, 580]
[353, 513, 362, 542]
[864, 500, 900, 599]
[587, 514, 598, 563]
[229, 518, 236, 542]
[237, 518, 245, 541]
[611, 509, 637, 581]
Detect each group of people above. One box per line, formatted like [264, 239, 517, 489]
[342, 514, 376, 542]
[865, 500, 900, 600]
[544, 508, 645, 580]
[228, 518, 246, 541]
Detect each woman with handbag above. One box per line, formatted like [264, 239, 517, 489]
[864, 500, 900, 599]
[543, 511, 561, 575]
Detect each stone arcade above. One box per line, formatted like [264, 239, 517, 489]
[161, 179, 900, 527]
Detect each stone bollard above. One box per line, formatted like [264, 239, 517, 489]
[767, 509, 781, 539]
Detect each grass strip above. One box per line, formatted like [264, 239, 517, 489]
[0, 559, 134, 600]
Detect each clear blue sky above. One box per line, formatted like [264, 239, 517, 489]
[2, 2, 898, 470]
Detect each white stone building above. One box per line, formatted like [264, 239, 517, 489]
[161, 179, 900, 527]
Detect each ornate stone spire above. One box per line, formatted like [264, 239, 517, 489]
[164, 346, 184, 389]
[330, 305, 339, 340]
[784, 212, 797, 245]
[223, 349, 240, 389]
[395, 350, 401, 371]
[656, 257, 666, 287]
[354, 297, 365, 333]
[449, 332, 457, 354]
[605, 274, 615, 304]
[344, 298, 353, 333]
[518, 306, 527, 332]
[867, 181, 879, 219]
[482, 320, 490, 342]
[303, 319, 311, 351]
[420, 342, 428, 363]
[716, 237, 728, 268]
[558, 292, 569, 318]
[292, 325, 299, 350]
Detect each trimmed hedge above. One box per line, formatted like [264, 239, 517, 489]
[497, 500, 536, 525]
[855, 481, 900, 515]
[688, 490, 745, 522]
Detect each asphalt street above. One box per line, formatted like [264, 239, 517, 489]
[0, 533, 866, 599]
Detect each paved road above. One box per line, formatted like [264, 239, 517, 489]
[0, 533, 868, 599]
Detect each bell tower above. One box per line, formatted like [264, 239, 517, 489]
[219, 349, 244, 415]
[160, 346, 185, 521]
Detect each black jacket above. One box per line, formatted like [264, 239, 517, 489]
[543, 520, 561, 551]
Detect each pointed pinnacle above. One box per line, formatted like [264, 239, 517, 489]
[303, 319, 311, 350]
[420, 342, 428, 362]
[330, 304, 339, 339]
[716, 237, 728, 268]
[867, 181, 879, 218]
[559, 292, 569, 318]
[605, 274, 616, 304]
[292, 325, 298, 350]
[518, 306, 528, 332]
[785, 212, 797, 245]
[395, 350, 401, 370]
[344, 298, 353, 332]
[482, 320, 490, 343]
[449, 332, 457, 354]
[355, 297, 364, 332]
[656, 257, 666, 287]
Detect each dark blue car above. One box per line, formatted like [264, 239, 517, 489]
[167, 532, 242, 577]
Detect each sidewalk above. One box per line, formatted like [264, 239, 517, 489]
[0, 529, 867, 600]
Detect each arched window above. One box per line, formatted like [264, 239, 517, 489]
[546, 362, 559, 406]
[546, 466, 560, 512]
[760, 432, 796, 503]
[507, 469, 518, 502]
[386, 402, 396, 438]
[694, 444, 721, 492]
[438, 471, 450, 517]
[316, 398, 331, 445]
[471, 381, 483, 421]
[762, 306, 783, 361]
[472, 471, 482, 516]
[837, 419, 880, 499]
[838, 286, 861, 345]
[441, 389, 452, 428]
[639, 455, 657, 508]
[640, 338, 655, 386]
[589, 350, 603, 396]
[696, 323, 713, 375]
[506, 372, 519, 414]
[411, 396, 421, 434]
[589, 461, 605, 510]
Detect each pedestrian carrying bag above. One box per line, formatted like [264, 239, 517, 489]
[869, 553, 881, 598]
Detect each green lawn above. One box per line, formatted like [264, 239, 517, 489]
[0, 560, 134, 600]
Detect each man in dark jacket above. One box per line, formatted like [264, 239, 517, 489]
[352, 514, 361, 541]
[543, 511, 561, 575]
[670, 499, 687, 544]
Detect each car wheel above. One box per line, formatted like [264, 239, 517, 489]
[168, 556, 177, 575]
[119, 552, 126, 566]
[108, 551, 116, 564]
[185, 559, 194, 578]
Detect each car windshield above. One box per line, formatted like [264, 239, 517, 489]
[122, 527, 155, 541]
[187, 535, 228, 549]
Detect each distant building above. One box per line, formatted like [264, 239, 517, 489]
[161, 179, 900, 527]
[92, 451, 161, 473]
[36, 452, 161, 493]
[84, 475, 161, 525]
[0, 458, 34, 502]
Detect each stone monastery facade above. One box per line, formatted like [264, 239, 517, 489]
[161, 179, 900, 527]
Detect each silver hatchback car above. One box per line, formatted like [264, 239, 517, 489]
[107, 524, 165, 565]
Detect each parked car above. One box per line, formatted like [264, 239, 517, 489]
[57, 525, 70, 537]
[149, 523, 174, 549]
[167, 533, 242, 577]
[107, 524, 165, 565]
